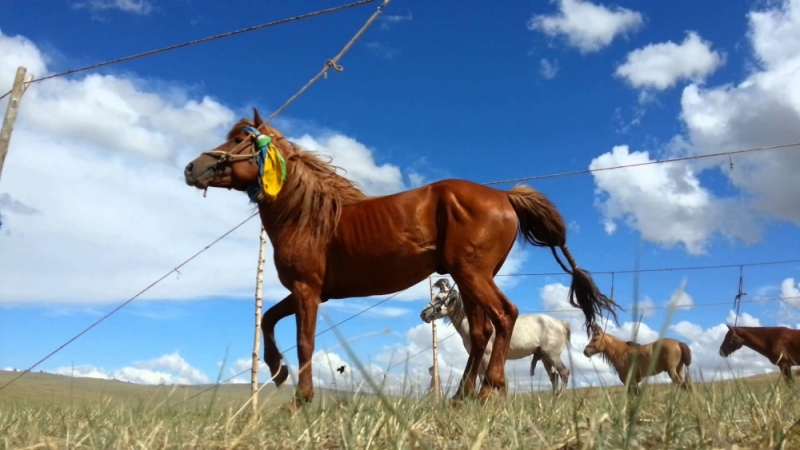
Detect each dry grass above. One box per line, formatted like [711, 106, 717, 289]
[3, 370, 800, 449]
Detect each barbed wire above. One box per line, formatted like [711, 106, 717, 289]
[520, 295, 800, 316]
[0, 212, 260, 392]
[0, 0, 376, 101]
[171, 286, 407, 407]
[428, 257, 800, 279]
[482, 141, 800, 185]
[0, 0, 389, 394]
[171, 293, 800, 405]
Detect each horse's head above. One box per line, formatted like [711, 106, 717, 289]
[184, 107, 288, 200]
[420, 287, 456, 323]
[583, 323, 606, 357]
[719, 324, 744, 357]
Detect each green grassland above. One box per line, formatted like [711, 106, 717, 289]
[3, 369, 800, 449]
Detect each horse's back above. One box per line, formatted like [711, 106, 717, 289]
[512, 313, 568, 353]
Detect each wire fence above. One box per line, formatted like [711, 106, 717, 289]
[0, 0, 390, 393]
[0, 0, 377, 101]
[3, 140, 799, 394]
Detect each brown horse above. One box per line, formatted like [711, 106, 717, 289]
[583, 323, 692, 394]
[719, 325, 800, 384]
[183, 108, 619, 408]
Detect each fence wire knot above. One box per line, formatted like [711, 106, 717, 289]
[326, 60, 344, 72]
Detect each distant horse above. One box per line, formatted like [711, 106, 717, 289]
[420, 279, 572, 395]
[583, 323, 692, 394]
[719, 325, 800, 384]
[183, 108, 618, 408]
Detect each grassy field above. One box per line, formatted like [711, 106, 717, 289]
[2, 369, 800, 449]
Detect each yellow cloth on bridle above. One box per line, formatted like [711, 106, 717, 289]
[243, 126, 287, 202]
[260, 141, 286, 199]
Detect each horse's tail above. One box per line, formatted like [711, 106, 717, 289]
[679, 341, 693, 387]
[506, 185, 621, 334]
[679, 341, 692, 367]
[561, 320, 571, 347]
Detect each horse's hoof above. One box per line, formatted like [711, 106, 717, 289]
[280, 399, 302, 414]
[449, 398, 465, 408]
[274, 365, 289, 387]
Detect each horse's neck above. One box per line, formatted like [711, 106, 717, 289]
[447, 294, 471, 338]
[736, 327, 773, 357]
[601, 335, 634, 374]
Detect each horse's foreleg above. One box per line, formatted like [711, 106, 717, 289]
[262, 294, 295, 386]
[292, 283, 321, 406]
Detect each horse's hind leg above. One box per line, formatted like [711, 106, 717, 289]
[262, 294, 295, 386]
[540, 357, 557, 394]
[779, 362, 794, 385]
[667, 366, 683, 387]
[452, 299, 491, 400]
[550, 356, 570, 396]
[451, 272, 518, 399]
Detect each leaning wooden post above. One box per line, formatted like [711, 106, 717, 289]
[428, 276, 441, 400]
[0, 66, 34, 184]
[251, 226, 267, 413]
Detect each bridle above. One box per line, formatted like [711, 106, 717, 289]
[201, 125, 267, 169]
[200, 124, 290, 203]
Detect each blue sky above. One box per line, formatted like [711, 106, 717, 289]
[1, 0, 800, 391]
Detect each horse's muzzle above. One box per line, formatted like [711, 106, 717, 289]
[184, 161, 212, 188]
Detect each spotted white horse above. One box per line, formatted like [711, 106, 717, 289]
[420, 278, 572, 395]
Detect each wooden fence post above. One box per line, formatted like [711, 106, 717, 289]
[0, 66, 34, 184]
[251, 226, 267, 413]
[428, 276, 440, 400]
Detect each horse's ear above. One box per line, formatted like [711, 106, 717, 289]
[253, 107, 264, 127]
[726, 324, 732, 329]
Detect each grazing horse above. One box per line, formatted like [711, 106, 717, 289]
[420, 279, 572, 395]
[719, 325, 800, 384]
[583, 323, 692, 394]
[183, 108, 619, 408]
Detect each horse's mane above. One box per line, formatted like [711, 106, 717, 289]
[230, 119, 369, 244]
[442, 288, 466, 328]
[597, 333, 636, 371]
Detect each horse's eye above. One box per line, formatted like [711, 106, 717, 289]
[234, 136, 243, 144]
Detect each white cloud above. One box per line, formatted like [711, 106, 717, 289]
[539, 58, 559, 80]
[591, 0, 800, 251]
[72, 0, 154, 16]
[0, 30, 422, 306]
[379, 10, 412, 30]
[634, 296, 656, 317]
[781, 278, 800, 307]
[666, 279, 694, 311]
[527, 0, 643, 54]
[291, 134, 404, 195]
[616, 31, 725, 91]
[675, 0, 800, 228]
[589, 145, 759, 255]
[50, 351, 209, 385]
[726, 309, 761, 327]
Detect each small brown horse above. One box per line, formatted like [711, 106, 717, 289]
[183, 108, 619, 408]
[583, 323, 692, 394]
[719, 325, 800, 384]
